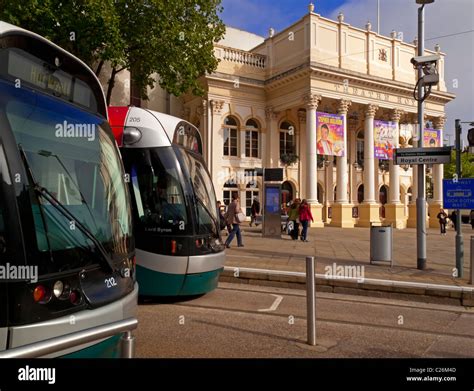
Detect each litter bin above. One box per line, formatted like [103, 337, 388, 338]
[370, 223, 393, 267]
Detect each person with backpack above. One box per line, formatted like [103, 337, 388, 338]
[287, 199, 301, 240]
[436, 208, 448, 235]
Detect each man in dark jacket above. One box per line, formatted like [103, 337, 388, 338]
[250, 197, 260, 227]
[451, 210, 458, 231]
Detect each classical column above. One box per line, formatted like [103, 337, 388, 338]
[385, 109, 407, 228]
[407, 117, 419, 228]
[304, 93, 323, 227]
[210, 99, 225, 191]
[358, 104, 380, 227]
[331, 99, 354, 227]
[196, 100, 208, 164]
[265, 107, 278, 167]
[297, 109, 306, 198]
[429, 116, 446, 228]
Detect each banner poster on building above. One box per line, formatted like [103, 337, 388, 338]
[316, 112, 345, 156]
[423, 128, 441, 147]
[399, 123, 415, 145]
[374, 120, 397, 160]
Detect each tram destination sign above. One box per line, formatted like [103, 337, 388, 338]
[393, 147, 452, 165]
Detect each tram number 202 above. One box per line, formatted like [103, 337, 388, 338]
[105, 277, 118, 288]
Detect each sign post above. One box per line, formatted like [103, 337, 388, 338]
[443, 177, 474, 278]
[393, 147, 452, 165]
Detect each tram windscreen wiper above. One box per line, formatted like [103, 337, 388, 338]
[195, 196, 219, 231]
[18, 145, 116, 273]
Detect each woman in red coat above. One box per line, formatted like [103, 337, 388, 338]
[298, 199, 314, 242]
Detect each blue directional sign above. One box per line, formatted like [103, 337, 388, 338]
[443, 178, 474, 209]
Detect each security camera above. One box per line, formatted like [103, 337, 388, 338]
[411, 54, 440, 87]
[410, 54, 440, 67]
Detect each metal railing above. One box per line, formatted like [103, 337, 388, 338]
[0, 317, 138, 358]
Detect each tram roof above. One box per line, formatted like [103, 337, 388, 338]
[0, 21, 108, 118]
[108, 106, 201, 151]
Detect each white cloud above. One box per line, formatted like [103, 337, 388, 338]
[330, 0, 474, 143]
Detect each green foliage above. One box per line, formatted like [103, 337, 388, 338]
[0, 0, 225, 103]
[280, 153, 299, 166]
[0, 0, 123, 72]
[444, 150, 474, 179]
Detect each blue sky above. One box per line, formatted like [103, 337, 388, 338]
[220, 0, 346, 37]
[219, 0, 474, 144]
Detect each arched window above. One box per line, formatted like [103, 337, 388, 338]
[317, 183, 324, 204]
[357, 184, 364, 204]
[246, 183, 259, 216]
[245, 119, 259, 158]
[223, 181, 238, 206]
[223, 116, 238, 156]
[281, 181, 294, 206]
[356, 130, 364, 168]
[279, 121, 295, 157]
[379, 185, 388, 205]
[407, 186, 413, 204]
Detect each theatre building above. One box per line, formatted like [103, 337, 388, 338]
[107, 3, 455, 229]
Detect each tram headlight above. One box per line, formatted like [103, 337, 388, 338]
[123, 127, 142, 145]
[53, 280, 64, 298]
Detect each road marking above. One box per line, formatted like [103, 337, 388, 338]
[258, 294, 283, 312]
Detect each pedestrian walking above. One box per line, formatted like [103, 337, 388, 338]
[450, 210, 458, 231]
[217, 201, 228, 233]
[298, 199, 313, 242]
[287, 199, 301, 240]
[436, 208, 448, 235]
[249, 197, 260, 227]
[224, 194, 244, 248]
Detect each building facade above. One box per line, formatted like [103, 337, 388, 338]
[107, 4, 455, 229]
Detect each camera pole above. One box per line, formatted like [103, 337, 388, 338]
[416, 4, 427, 270]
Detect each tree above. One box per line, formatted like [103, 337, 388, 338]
[444, 149, 474, 179]
[0, 0, 124, 77]
[0, 0, 225, 104]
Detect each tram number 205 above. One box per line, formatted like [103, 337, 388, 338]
[105, 277, 118, 288]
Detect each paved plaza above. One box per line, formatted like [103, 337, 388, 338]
[223, 224, 473, 286]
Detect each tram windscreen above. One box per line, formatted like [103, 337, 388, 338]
[179, 149, 219, 236]
[126, 147, 192, 235]
[0, 80, 132, 273]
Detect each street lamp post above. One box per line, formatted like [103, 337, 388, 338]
[455, 119, 463, 277]
[414, 0, 435, 270]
